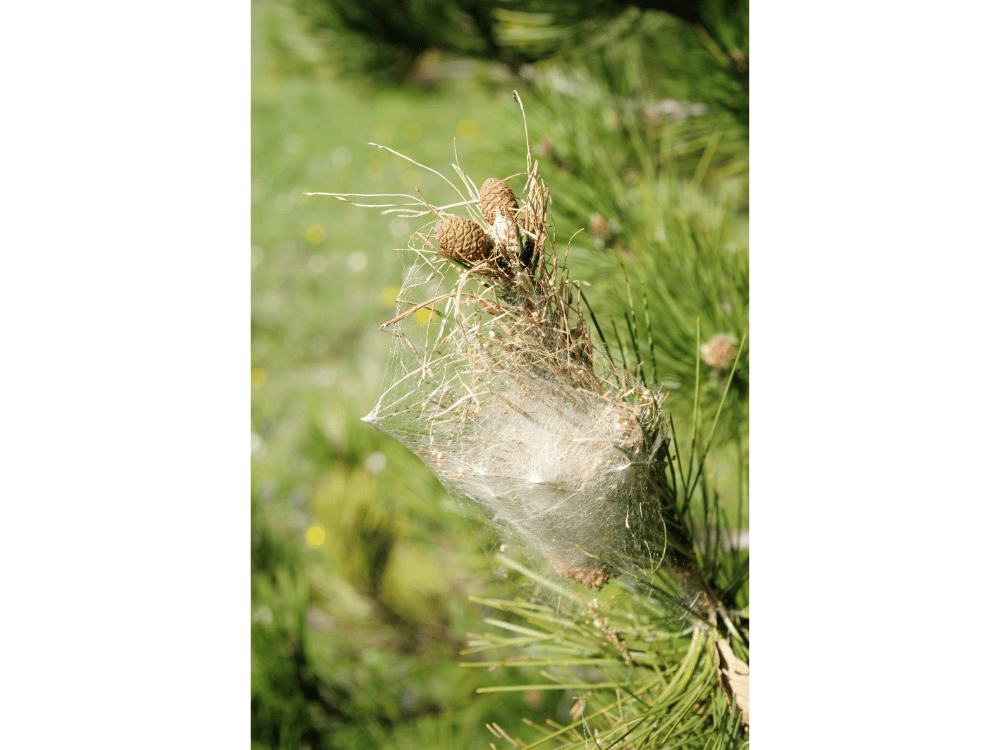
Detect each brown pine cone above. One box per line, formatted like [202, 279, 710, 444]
[479, 178, 519, 224]
[433, 216, 492, 265]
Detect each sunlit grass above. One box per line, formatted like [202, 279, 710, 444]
[252, 1, 565, 746]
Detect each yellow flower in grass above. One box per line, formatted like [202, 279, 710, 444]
[305, 224, 325, 245]
[380, 286, 401, 308]
[305, 525, 325, 547]
[456, 119, 477, 139]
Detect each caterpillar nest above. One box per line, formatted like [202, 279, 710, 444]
[360, 164, 671, 591]
[316, 130, 674, 591]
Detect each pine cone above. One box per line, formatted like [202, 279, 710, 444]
[479, 178, 519, 224]
[434, 216, 492, 265]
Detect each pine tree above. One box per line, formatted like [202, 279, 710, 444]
[295, 0, 748, 126]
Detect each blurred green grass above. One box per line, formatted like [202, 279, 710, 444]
[252, 1, 571, 746]
[252, 0, 748, 746]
